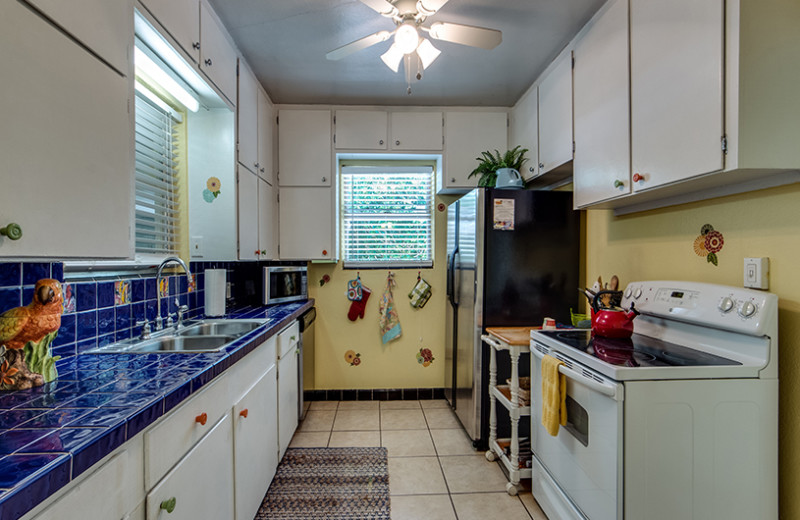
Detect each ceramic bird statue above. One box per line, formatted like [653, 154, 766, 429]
[0, 278, 63, 390]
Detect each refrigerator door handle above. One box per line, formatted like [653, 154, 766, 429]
[448, 247, 459, 307]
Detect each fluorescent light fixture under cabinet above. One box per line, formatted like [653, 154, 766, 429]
[135, 47, 199, 112]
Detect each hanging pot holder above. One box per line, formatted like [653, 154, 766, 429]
[408, 276, 432, 309]
[347, 275, 363, 301]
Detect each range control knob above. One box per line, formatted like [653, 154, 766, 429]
[738, 301, 757, 318]
[718, 297, 735, 313]
[624, 287, 632, 299]
[633, 288, 642, 299]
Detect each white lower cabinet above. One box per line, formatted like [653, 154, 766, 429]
[234, 366, 279, 520]
[146, 414, 235, 519]
[277, 322, 300, 458]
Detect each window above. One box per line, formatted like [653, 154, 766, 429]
[341, 164, 434, 268]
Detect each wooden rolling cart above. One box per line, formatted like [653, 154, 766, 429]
[482, 326, 536, 495]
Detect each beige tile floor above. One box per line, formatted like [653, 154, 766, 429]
[291, 399, 548, 520]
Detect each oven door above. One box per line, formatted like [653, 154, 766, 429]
[531, 344, 624, 520]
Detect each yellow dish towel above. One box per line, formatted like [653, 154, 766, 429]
[541, 354, 568, 436]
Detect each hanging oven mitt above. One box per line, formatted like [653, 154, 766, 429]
[408, 276, 432, 309]
[347, 274, 363, 301]
[379, 273, 402, 344]
[347, 286, 371, 321]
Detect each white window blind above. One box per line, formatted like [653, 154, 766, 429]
[134, 87, 181, 255]
[341, 165, 434, 268]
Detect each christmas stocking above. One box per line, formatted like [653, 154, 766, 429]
[348, 286, 371, 321]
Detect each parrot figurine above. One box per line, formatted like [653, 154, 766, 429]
[0, 278, 63, 390]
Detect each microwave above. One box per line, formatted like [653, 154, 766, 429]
[263, 266, 308, 305]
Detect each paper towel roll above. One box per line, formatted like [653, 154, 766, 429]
[205, 269, 226, 317]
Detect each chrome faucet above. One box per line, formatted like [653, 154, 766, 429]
[155, 256, 192, 331]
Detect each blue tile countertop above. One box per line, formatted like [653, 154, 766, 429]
[0, 300, 313, 520]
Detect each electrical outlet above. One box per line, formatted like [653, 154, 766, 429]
[743, 257, 769, 290]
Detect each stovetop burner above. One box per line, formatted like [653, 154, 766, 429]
[540, 329, 741, 368]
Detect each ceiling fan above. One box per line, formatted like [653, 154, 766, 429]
[326, 0, 502, 93]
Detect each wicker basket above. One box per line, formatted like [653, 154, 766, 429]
[499, 382, 530, 405]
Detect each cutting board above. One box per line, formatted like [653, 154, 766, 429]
[486, 326, 540, 346]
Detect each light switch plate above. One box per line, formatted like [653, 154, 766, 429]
[743, 257, 769, 290]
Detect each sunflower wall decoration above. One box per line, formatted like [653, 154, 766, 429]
[344, 349, 361, 366]
[203, 177, 221, 203]
[693, 224, 724, 266]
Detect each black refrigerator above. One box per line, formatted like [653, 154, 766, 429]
[445, 188, 579, 448]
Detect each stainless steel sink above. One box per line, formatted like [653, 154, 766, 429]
[86, 318, 270, 354]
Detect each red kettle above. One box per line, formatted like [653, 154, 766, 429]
[591, 290, 640, 339]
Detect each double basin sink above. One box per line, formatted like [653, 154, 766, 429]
[88, 318, 271, 354]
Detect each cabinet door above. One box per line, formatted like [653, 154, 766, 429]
[573, 0, 630, 207]
[237, 166, 259, 260]
[199, 3, 238, 104]
[278, 110, 332, 187]
[630, 0, 724, 191]
[278, 348, 299, 458]
[233, 366, 279, 520]
[444, 112, 508, 189]
[538, 52, 574, 175]
[278, 187, 335, 260]
[509, 87, 539, 181]
[257, 90, 275, 183]
[258, 179, 278, 260]
[1, 1, 131, 259]
[146, 415, 234, 520]
[335, 110, 388, 150]
[237, 62, 259, 175]
[390, 112, 443, 151]
[139, 0, 200, 63]
[26, 0, 132, 75]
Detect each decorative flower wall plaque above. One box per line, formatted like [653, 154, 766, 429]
[203, 177, 221, 203]
[693, 224, 724, 266]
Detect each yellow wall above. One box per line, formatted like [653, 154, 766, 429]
[307, 194, 455, 390]
[585, 183, 800, 519]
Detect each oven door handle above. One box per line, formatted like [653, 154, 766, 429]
[531, 346, 624, 401]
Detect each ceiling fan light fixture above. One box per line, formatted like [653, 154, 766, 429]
[381, 43, 404, 72]
[416, 38, 441, 69]
[394, 23, 420, 54]
[416, 0, 449, 17]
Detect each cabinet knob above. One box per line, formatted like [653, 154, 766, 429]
[260, 167, 265, 173]
[192, 42, 200, 50]
[322, 249, 328, 256]
[254, 162, 260, 169]
[239, 408, 249, 418]
[160, 497, 177, 514]
[450, 177, 455, 183]
[254, 250, 261, 256]
[379, 139, 384, 145]
[261, 250, 267, 255]
[529, 167, 534, 173]
[195, 412, 208, 426]
[322, 176, 327, 183]
[204, 58, 212, 66]
[632, 173, 645, 183]
[539, 162, 544, 169]
[613, 180, 624, 188]
[0, 223, 22, 241]
[395, 140, 400, 146]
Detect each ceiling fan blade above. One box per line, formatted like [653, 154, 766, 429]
[358, 0, 399, 16]
[427, 22, 502, 50]
[416, 0, 450, 16]
[326, 31, 392, 61]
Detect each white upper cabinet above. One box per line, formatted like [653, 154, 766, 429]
[390, 112, 443, 151]
[26, 0, 132, 75]
[443, 111, 508, 191]
[199, 3, 238, 104]
[279, 187, 335, 261]
[334, 110, 388, 150]
[573, 0, 630, 207]
[139, 0, 200, 63]
[258, 179, 278, 260]
[0, 1, 132, 259]
[257, 91, 275, 184]
[509, 85, 539, 181]
[237, 62, 259, 175]
[278, 110, 332, 187]
[237, 166, 259, 261]
[538, 51, 574, 176]
[630, 0, 724, 192]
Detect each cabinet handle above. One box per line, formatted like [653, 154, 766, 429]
[322, 249, 328, 256]
[450, 177, 456, 183]
[195, 412, 208, 426]
[239, 408, 249, 418]
[395, 140, 400, 146]
[529, 167, 534, 173]
[254, 162, 260, 169]
[204, 58, 212, 66]
[632, 173, 645, 183]
[260, 167, 265, 173]
[192, 42, 200, 50]
[379, 139, 384, 145]
[539, 162, 544, 169]
[0, 223, 22, 241]
[321, 176, 327, 183]
[254, 250, 261, 256]
[261, 249, 267, 255]
[160, 497, 177, 514]
[613, 180, 624, 188]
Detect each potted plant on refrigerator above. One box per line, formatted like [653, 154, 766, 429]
[467, 145, 529, 188]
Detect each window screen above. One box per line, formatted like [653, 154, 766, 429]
[341, 165, 434, 268]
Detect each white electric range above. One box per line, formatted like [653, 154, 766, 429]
[529, 281, 779, 520]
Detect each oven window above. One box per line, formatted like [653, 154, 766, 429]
[563, 395, 589, 447]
